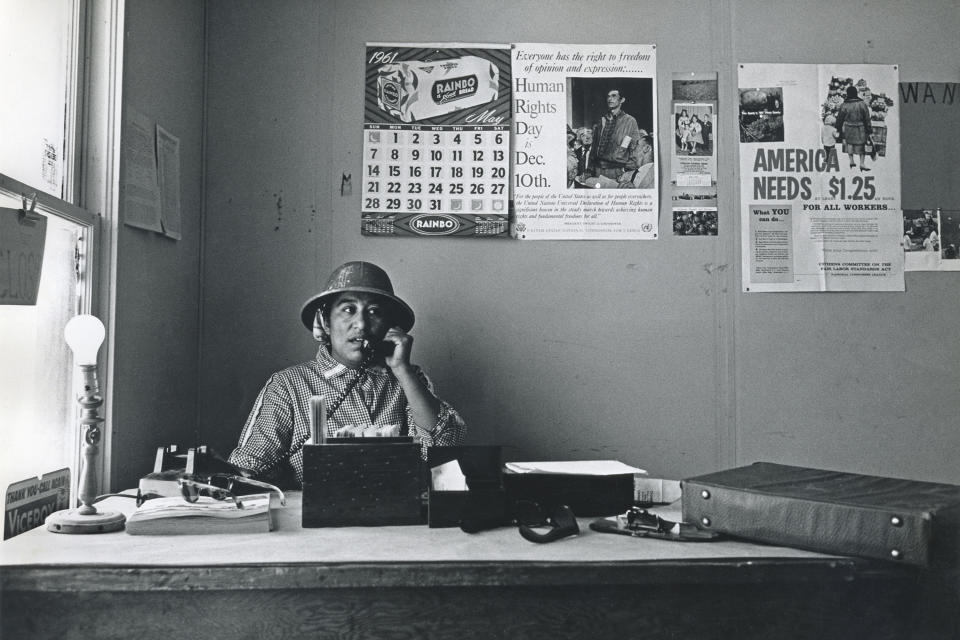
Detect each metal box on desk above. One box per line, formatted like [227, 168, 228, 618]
[301, 438, 421, 527]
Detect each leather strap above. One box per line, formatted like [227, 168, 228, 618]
[517, 504, 580, 544]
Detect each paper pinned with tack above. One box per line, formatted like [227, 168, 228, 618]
[431, 460, 468, 491]
[504, 460, 646, 476]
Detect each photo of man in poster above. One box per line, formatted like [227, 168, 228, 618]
[592, 88, 641, 179]
[567, 78, 654, 189]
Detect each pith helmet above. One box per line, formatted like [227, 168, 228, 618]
[299, 261, 415, 332]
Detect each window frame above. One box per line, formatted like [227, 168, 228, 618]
[0, 0, 124, 497]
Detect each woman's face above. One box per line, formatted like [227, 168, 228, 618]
[321, 292, 392, 368]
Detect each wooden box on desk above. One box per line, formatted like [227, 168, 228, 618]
[427, 446, 504, 528]
[301, 437, 421, 527]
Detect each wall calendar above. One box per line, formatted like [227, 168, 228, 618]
[362, 43, 512, 237]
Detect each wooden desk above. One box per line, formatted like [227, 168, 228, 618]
[1, 493, 923, 639]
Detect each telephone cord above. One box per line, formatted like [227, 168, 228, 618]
[250, 350, 376, 478]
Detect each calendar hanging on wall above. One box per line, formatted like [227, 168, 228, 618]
[362, 43, 512, 237]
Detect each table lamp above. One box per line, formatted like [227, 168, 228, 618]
[46, 314, 125, 533]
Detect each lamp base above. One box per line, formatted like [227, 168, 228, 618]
[45, 508, 126, 534]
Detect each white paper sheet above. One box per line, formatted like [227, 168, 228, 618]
[505, 460, 646, 476]
[430, 459, 468, 491]
[122, 109, 163, 233]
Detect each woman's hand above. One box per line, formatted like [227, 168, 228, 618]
[381, 326, 413, 371]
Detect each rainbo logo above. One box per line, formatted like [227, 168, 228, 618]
[410, 214, 460, 235]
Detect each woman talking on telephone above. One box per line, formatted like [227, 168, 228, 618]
[228, 261, 466, 486]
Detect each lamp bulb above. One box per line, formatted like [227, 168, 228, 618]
[64, 315, 105, 366]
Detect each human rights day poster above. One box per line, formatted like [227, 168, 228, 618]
[511, 44, 658, 240]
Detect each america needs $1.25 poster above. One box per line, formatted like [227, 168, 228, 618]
[739, 64, 902, 292]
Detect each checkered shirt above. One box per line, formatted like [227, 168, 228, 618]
[228, 345, 466, 485]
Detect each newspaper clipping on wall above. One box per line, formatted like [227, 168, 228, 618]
[511, 44, 658, 240]
[738, 63, 903, 292]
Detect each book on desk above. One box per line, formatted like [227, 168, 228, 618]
[125, 493, 274, 535]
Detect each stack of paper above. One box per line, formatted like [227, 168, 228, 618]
[504, 460, 646, 475]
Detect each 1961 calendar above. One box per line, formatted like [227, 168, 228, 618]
[362, 43, 512, 237]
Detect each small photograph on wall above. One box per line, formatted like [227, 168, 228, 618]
[902, 209, 939, 253]
[673, 75, 718, 102]
[739, 87, 784, 143]
[901, 208, 960, 272]
[672, 185, 717, 209]
[672, 102, 716, 188]
[901, 209, 940, 271]
[674, 104, 713, 157]
[672, 209, 718, 236]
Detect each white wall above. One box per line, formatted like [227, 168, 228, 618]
[112, 0, 206, 490]
[195, 0, 960, 484]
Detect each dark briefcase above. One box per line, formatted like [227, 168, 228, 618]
[681, 462, 960, 566]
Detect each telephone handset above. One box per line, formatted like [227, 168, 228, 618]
[363, 338, 396, 359]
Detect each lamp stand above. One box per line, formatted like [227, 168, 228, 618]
[46, 364, 125, 533]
